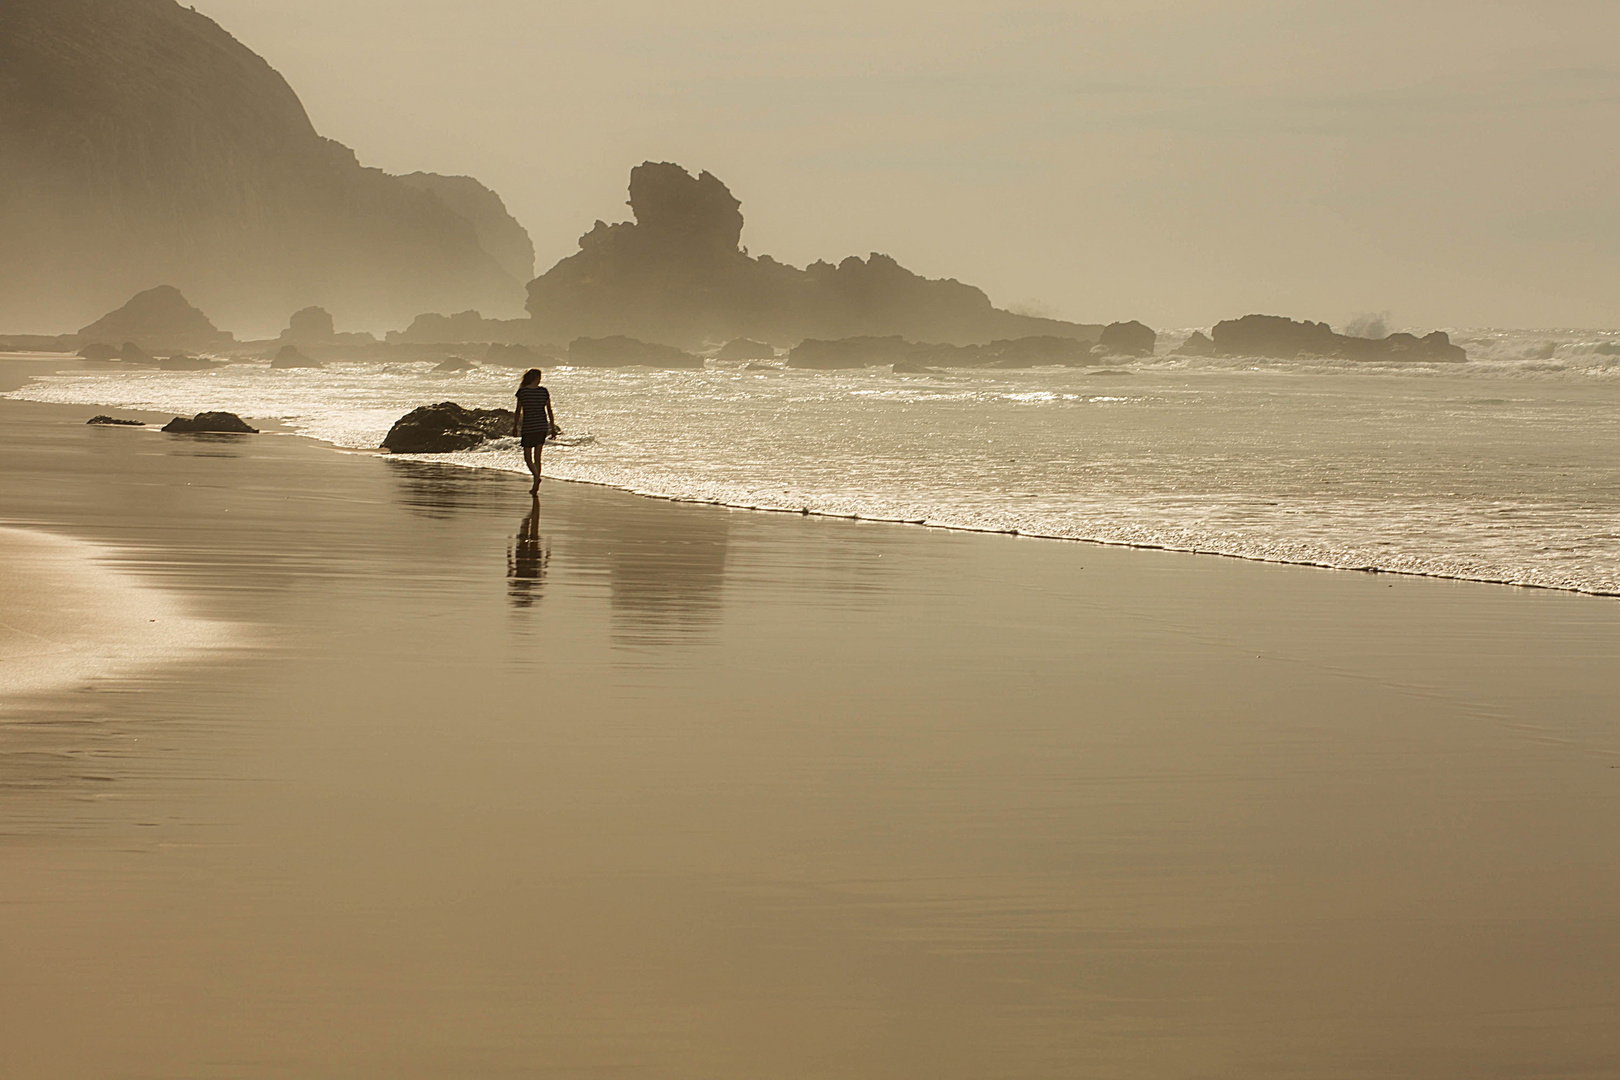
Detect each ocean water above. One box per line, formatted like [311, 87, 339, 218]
[11, 327, 1620, 595]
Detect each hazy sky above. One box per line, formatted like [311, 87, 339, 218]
[198, 0, 1620, 330]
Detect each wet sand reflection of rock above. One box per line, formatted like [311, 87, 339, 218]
[386, 459, 512, 520]
[546, 491, 730, 645]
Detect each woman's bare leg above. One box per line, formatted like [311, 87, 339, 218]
[523, 446, 541, 493]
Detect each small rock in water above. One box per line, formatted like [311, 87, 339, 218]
[270, 345, 321, 369]
[161, 412, 259, 434]
[87, 415, 144, 426]
[433, 355, 477, 373]
[159, 354, 220, 370]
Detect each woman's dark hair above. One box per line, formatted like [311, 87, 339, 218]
[520, 368, 543, 386]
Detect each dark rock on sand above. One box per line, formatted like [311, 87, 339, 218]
[271, 345, 321, 369]
[433, 356, 477, 373]
[1098, 320, 1157, 358]
[789, 336, 911, 369]
[381, 402, 515, 454]
[1211, 315, 1466, 362]
[162, 412, 258, 434]
[568, 335, 704, 369]
[716, 338, 777, 361]
[87, 415, 144, 426]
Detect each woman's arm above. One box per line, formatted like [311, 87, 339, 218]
[546, 399, 559, 436]
[512, 400, 523, 437]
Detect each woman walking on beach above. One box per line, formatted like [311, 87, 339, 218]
[513, 368, 559, 495]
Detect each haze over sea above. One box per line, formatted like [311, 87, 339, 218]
[13, 326, 1620, 595]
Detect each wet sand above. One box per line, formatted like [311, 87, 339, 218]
[2, 393, 1618, 1079]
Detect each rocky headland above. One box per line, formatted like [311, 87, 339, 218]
[0, 0, 530, 332]
[523, 162, 1106, 350]
[395, 173, 536, 286]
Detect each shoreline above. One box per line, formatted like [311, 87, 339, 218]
[7, 350, 1619, 600]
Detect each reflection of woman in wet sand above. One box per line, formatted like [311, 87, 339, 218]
[507, 498, 549, 608]
[512, 368, 559, 495]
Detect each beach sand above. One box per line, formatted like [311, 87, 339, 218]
[2, 390, 1618, 1078]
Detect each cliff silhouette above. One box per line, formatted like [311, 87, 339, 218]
[0, 0, 530, 333]
[396, 173, 536, 285]
[525, 163, 1101, 349]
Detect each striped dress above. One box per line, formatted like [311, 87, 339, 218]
[515, 385, 551, 447]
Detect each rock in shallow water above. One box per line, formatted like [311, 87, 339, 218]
[271, 345, 321, 369]
[162, 412, 258, 434]
[87, 415, 144, 426]
[381, 402, 516, 454]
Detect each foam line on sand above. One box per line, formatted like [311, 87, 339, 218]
[0, 524, 233, 702]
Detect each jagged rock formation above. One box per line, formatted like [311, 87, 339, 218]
[284, 307, 336, 343]
[0, 0, 529, 333]
[1098, 321, 1157, 357]
[77, 287, 232, 353]
[527, 162, 1103, 349]
[278, 306, 378, 350]
[381, 403, 515, 454]
[161, 412, 258, 434]
[1211, 315, 1466, 362]
[1174, 331, 1216, 357]
[568, 336, 704, 369]
[396, 173, 536, 285]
